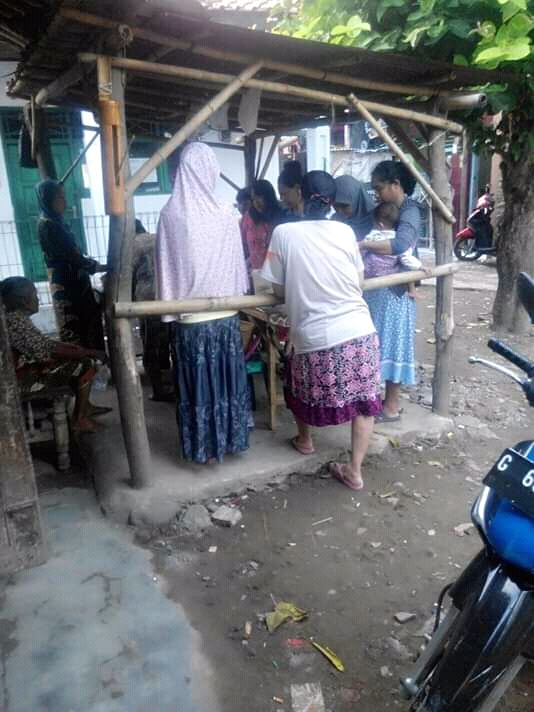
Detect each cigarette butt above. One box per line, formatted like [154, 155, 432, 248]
[244, 621, 252, 639]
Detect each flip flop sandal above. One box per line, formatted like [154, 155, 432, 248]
[329, 462, 364, 491]
[375, 411, 401, 423]
[290, 436, 315, 455]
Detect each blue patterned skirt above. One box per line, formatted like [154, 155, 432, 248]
[365, 287, 416, 385]
[172, 315, 249, 463]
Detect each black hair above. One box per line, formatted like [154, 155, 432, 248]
[301, 170, 336, 219]
[249, 179, 282, 224]
[371, 160, 417, 196]
[0, 276, 34, 312]
[135, 219, 147, 234]
[278, 159, 303, 189]
[236, 187, 251, 204]
[373, 202, 400, 229]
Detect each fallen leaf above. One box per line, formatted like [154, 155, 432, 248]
[266, 601, 307, 633]
[310, 640, 345, 672]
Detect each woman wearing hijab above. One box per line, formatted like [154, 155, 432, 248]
[240, 179, 283, 272]
[260, 170, 381, 492]
[36, 179, 107, 351]
[332, 175, 374, 240]
[155, 142, 250, 464]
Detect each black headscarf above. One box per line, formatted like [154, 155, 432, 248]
[301, 170, 336, 219]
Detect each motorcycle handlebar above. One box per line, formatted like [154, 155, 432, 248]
[487, 338, 534, 376]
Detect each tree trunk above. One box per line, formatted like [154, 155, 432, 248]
[493, 157, 534, 333]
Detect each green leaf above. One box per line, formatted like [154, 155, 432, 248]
[330, 24, 349, 36]
[453, 53, 469, 65]
[428, 17, 446, 39]
[506, 12, 534, 38]
[420, 0, 437, 15]
[502, 1, 523, 22]
[479, 21, 497, 39]
[475, 36, 532, 64]
[448, 19, 473, 39]
[347, 14, 369, 30]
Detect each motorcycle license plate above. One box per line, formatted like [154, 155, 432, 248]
[484, 448, 534, 518]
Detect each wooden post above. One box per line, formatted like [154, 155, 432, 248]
[104, 65, 152, 488]
[244, 135, 256, 187]
[0, 298, 47, 572]
[23, 101, 57, 179]
[430, 129, 455, 415]
[259, 134, 280, 180]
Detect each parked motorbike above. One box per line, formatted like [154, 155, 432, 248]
[401, 271, 534, 711]
[453, 189, 496, 261]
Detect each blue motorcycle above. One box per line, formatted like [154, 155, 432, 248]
[401, 273, 534, 711]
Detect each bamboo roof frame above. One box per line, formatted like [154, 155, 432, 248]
[5, 1, 513, 485]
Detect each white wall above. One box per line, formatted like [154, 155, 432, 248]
[306, 126, 331, 172]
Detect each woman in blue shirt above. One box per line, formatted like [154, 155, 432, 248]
[359, 160, 420, 421]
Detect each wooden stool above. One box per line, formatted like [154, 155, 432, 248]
[21, 388, 72, 471]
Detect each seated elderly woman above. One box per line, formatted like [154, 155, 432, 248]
[1, 277, 107, 433]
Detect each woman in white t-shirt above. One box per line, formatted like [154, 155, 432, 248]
[260, 171, 381, 491]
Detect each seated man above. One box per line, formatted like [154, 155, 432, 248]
[1, 276, 107, 433]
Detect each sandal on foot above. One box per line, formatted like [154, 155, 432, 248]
[376, 411, 401, 423]
[329, 463, 364, 491]
[290, 436, 315, 455]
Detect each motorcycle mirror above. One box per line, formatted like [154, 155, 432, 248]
[517, 272, 534, 324]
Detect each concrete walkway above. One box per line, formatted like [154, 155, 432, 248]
[0, 488, 218, 712]
[85, 388, 452, 526]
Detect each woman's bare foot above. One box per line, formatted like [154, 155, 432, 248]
[329, 462, 364, 491]
[291, 435, 315, 455]
[72, 416, 101, 433]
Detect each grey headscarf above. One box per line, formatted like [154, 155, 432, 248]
[333, 175, 374, 240]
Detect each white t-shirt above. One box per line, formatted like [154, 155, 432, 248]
[260, 219, 376, 354]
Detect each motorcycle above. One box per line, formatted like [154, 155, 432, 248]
[453, 189, 496, 261]
[401, 271, 534, 711]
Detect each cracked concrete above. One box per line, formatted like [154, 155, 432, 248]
[0, 488, 218, 712]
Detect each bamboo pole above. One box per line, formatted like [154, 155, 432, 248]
[347, 92, 455, 224]
[125, 61, 262, 196]
[259, 134, 280, 180]
[429, 129, 455, 416]
[113, 263, 458, 318]
[35, 62, 87, 106]
[386, 118, 430, 173]
[78, 54, 464, 135]
[62, 6, 459, 99]
[104, 65, 152, 488]
[220, 172, 240, 192]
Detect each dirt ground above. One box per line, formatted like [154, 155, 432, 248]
[131, 273, 534, 712]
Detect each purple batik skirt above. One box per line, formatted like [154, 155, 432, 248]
[284, 332, 382, 427]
